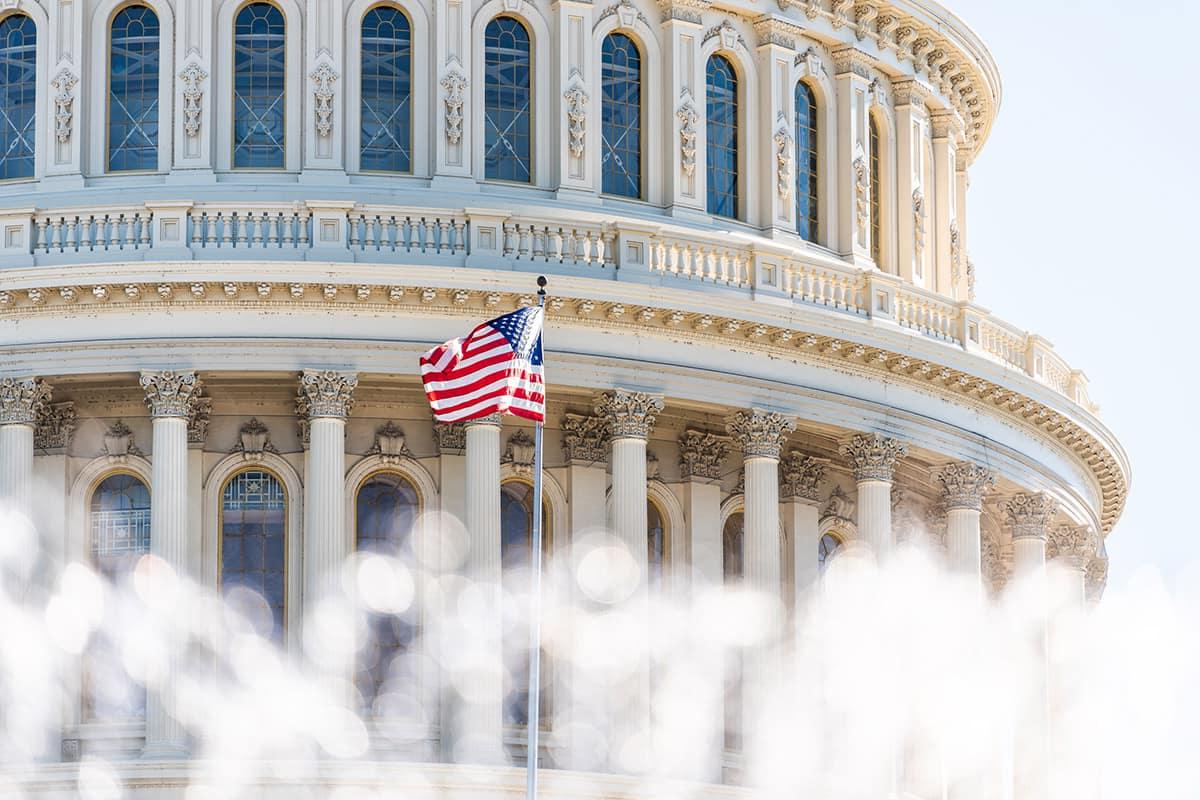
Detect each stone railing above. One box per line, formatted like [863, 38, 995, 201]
[0, 200, 1096, 413]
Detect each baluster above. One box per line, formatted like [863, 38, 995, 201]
[423, 219, 436, 254]
[434, 220, 447, 255]
[602, 230, 616, 269]
[189, 212, 201, 246]
[47, 218, 62, 253]
[281, 212, 295, 247]
[206, 213, 218, 246]
[80, 216, 95, 251]
[138, 213, 151, 248]
[217, 213, 230, 246]
[589, 231, 601, 266]
[531, 227, 545, 260]
[63, 217, 77, 253]
[348, 215, 362, 249]
[251, 213, 263, 246]
[453, 219, 467, 253]
[267, 213, 279, 246]
[123, 214, 137, 249]
[34, 218, 47, 253]
[104, 215, 117, 249]
[367, 216, 380, 250]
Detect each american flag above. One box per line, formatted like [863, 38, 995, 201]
[420, 306, 545, 423]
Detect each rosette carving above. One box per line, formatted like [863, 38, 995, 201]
[933, 461, 996, 511]
[0, 377, 52, 426]
[679, 429, 730, 480]
[595, 389, 663, 440]
[840, 433, 908, 482]
[725, 410, 795, 460]
[140, 370, 202, 419]
[296, 370, 357, 419]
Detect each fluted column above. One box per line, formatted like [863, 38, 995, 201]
[1003, 492, 1056, 800]
[297, 371, 357, 704]
[780, 452, 826, 615]
[934, 461, 996, 585]
[459, 413, 503, 763]
[595, 389, 663, 769]
[140, 370, 202, 758]
[0, 377, 50, 520]
[840, 434, 909, 561]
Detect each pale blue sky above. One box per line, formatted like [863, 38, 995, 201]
[947, 0, 1199, 588]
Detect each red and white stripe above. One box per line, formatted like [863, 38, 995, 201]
[419, 322, 545, 423]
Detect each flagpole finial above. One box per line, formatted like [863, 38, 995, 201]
[537, 275, 547, 296]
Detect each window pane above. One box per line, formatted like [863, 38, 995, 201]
[483, 17, 532, 183]
[221, 470, 287, 643]
[0, 14, 36, 180]
[87, 474, 151, 720]
[109, 5, 159, 172]
[360, 7, 411, 172]
[601, 33, 641, 198]
[705, 55, 739, 218]
[233, 3, 286, 169]
[355, 473, 419, 717]
[722, 511, 743, 581]
[794, 82, 819, 241]
[818, 532, 842, 571]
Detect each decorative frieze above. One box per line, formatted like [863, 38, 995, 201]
[296, 370, 357, 419]
[1002, 492, 1056, 540]
[674, 429, 725, 480]
[725, 409, 795, 460]
[368, 421, 410, 465]
[309, 61, 339, 138]
[505, 429, 536, 476]
[779, 451, 825, 502]
[841, 433, 908, 482]
[140, 370, 202, 419]
[933, 461, 995, 511]
[35, 402, 75, 451]
[434, 421, 466, 455]
[233, 417, 277, 461]
[178, 62, 208, 137]
[595, 389, 663, 441]
[0, 377, 52, 426]
[562, 412, 608, 463]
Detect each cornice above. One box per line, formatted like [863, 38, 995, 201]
[0, 277, 1126, 534]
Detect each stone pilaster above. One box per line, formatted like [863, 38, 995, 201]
[933, 461, 995, 583]
[0, 377, 52, 517]
[832, 46, 876, 267]
[840, 433, 908, 560]
[595, 389, 663, 767]
[780, 451, 826, 608]
[659, 0, 709, 216]
[139, 370, 202, 758]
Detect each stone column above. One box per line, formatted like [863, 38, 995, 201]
[933, 461, 996, 584]
[840, 434, 908, 561]
[1003, 492, 1056, 800]
[595, 389, 663, 768]
[458, 413, 503, 763]
[140, 370, 202, 758]
[677, 429, 729, 782]
[432, 421, 466, 762]
[296, 371, 357, 703]
[780, 452, 826, 617]
[0, 377, 52, 597]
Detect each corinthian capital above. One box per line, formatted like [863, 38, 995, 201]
[725, 409, 795, 460]
[594, 389, 664, 440]
[780, 451, 826, 502]
[296, 370, 358, 419]
[1002, 492, 1056, 540]
[679, 429, 730, 480]
[140, 370, 201, 418]
[841, 433, 908, 482]
[933, 461, 996, 511]
[1047, 524, 1097, 566]
[0, 377, 52, 425]
[562, 412, 609, 463]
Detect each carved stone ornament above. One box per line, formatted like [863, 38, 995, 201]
[676, 91, 699, 177]
[0, 377, 52, 425]
[234, 417, 277, 461]
[679, 429, 730, 481]
[949, 220, 962, 282]
[912, 188, 927, 258]
[368, 421, 410, 465]
[1085, 556, 1109, 602]
[795, 47, 823, 78]
[434, 421, 466, 455]
[779, 451, 826, 502]
[594, 389, 664, 440]
[840, 433, 909, 482]
[646, 450, 660, 480]
[140, 370, 202, 419]
[773, 126, 793, 201]
[702, 20, 744, 52]
[982, 532, 1007, 589]
[440, 65, 468, 145]
[598, 0, 648, 28]
[926, 500, 948, 547]
[657, 0, 708, 24]
[310, 61, 339, 137]
[505, 429, 536, 476]
[178, 61, 209, 137]
[966, 256, 977, 301]
[831, 0, 854, 29]
[854, 3, 877, 41]
[103, 420, 143, 462]
[868, 76, 888, 109]
[725, 410, 796, 460]
[822, 486, 856, 524]
[50, 67, 78, 144]
[933, 461, 996, 511]
[563, 82, 589, 159]
[1047, 524, 1097, 566]
[188, 397, 212, 445]
[35, 402, 76, 451]
[1002, 492, 1057, 540]
[852, 148, 869, 235]
[562, 412, 608, 463]
[296, 370, 357, 419]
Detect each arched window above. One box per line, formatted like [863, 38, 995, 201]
[600, 32, 641, 198]
[794, 81, 818, 241]
[647, 498, 666, 588]
[360, 6, 412, 173]
[355, 472, 420, 717]
[869, 113, 881, 265]
[705, 54, 739, 219]
[0, 14, 36, 180]
[500, 480, 550, 728]
[220, 469, 286, 644]
[818, 532, 842, 571]
[722, 510, 743, 582]
[108, 5, 160, 172]
[86, 473, 151, 720]
[483, 17, 532, 183]
[233, 2, 286, 169]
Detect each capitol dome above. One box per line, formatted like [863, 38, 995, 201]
[0, 0, 1128, 797]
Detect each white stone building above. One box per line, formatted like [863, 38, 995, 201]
[0, 0, 1127, 797]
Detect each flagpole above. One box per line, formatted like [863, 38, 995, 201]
[525, 276, 548, 800]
